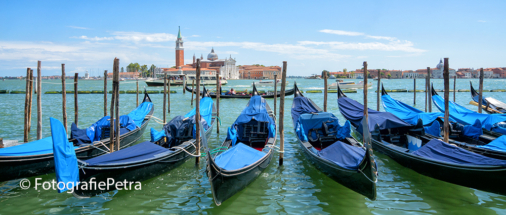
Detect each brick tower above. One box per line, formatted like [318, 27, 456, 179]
[175, 26, 184, 68]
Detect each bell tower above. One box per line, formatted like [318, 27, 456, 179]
[175, 26, 184, 68]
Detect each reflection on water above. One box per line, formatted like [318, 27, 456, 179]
[1, 79, 506, 214]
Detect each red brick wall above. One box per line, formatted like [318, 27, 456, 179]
[176, 50, 184, 68]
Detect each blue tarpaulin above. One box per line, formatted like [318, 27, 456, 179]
[50, 117, 79, 193]
[295, 112, 351, 142]
[412, 139, 506, 167]
[382, 94, 445, 126]
[432, 94, 506, 134]
[477, 135, 506, 152]
[184, 97, 214, 127]
[463, 119, 483, 139]
[0, 137, 65, 156]
[150, 128, 166, 142]
[214, 143, 266, 170]
[338, 96, 412, 134]
[291, 96, 320, 127]
[127, 102, 153, 127]
[84, 116, 137, 142]
[424, 121, 441, 137]
[85, 141, 172, 166]
[226, 96, 276, 145]
[318, 141, 365, 170]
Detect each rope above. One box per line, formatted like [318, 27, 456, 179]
[147, 115, 166, 125]
[217, 116, 222, 126]
[172, 141, 201, 157]
[358, 168, 378, 183]
[266, 144, 284, 153]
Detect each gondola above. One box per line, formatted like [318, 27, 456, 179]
[338, 86, 506, 196]
[470, 82, 506, 114]
[0, 91, 154, 182]
[431, 85, 506, 136]
[51, 88, 216, 197]
[204, 86, 276, 206]
[382, 84, 506, 160]
[185, 83, 295, 98]
[291, 83, 377, 200]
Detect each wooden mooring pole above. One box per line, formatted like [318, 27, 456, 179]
[425, 76, 428, 112]
[478, 68, 484, 113]
[216, 72, 220, 133]
[136, 80, 139, 107]
[195, 59, 201, 164]
[114, 58, 120, 151]
[163, 73, 167, 123]
[413, 78, 416, 105]
[61, 64, 68, 133]
[324, 71, 328, 112]
[273, 74, 277, 117]
[377, 69, 381, 111]
[168, 76, 171, 113]
[24, 68, 31, 142]
[279, 61, 287, 166]
[104, 70, 107, 117]
[191, 80, 195, 106]
[37, 61, 42, 140]
[453, 76, 456, 102]
[443, 58, 450, 143]
[364, 61, 368, 118]
[427, 67, 431, 112]
[74, 73, 78, 126]
[28, 69, 33, 134]
[109, 65, 117, 152]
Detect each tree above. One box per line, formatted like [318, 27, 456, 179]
[121, 67, 124, 73]
[321, 70, 330, 78]
[343, 68, 347, 74]
[380, 72, 385, 78]
[141, 64, 148, 77]
[388, 74, 392, 79]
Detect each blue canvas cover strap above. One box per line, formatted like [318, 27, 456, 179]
[382, 94, 445, 126]
[412, 139, 506, 167]
[477, 135, 506, 152]
[85, 141, 172, 166]
[317, 141, 365, 170]
[50, 117, 79, 193]
[338, 96, 411, 134]
[214, 143, 266, 170]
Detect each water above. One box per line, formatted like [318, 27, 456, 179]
[1, 78, 506, 214]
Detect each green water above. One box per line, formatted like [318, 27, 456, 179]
[1, 78, 506, 214]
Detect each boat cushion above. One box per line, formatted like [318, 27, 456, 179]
[477, 135, 506, 152]
[412, 139, 506, 166]
[127, 102, 153, 127]
[85, 141, 172, 166]
[318, 141, 365, 170]
[214, 143, 266, 170]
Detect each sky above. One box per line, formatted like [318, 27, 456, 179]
[0, 0, 505, 77]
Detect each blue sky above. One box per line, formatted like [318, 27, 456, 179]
[0, 0, 504, 76]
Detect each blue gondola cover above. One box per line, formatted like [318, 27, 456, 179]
[477, 135, 506, 152]
[291, 96, 319, 127]
[226, 96, 275, 145]
[412, 139, 506, 167]
[0, 137, 63, 156]
[382, 94, 445, 126]
[432, 94, 506, 134]
[127, 102, 153, 127]
[338, 96, 412, 133]
[214, 143, 266, 170]
[424, 121, 441, 137]
[318, 141, 365, 170]
[85, 141, 172, 166]
[50, 117, 79, 193]
[184, 97, 214, 127]
[462, 119, 483, 139]
[150, 127, 166, 142]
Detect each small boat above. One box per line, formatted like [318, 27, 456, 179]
[145, 74, 228, 87]
[51, 88, 216, 197]
[186, 83, 296, 99]
[329, 75, 336, 79]
[291, 83, 377, 200]
[431, 85, 506, 136]
[0, 92, 154, 182]
[328, 80, 372, 89]
[338, 86, 506, 196]
[382, 84, 506, 160]
[204, 87, 276, 206]
[251, 79, 288, 87]
[470, 82, 506, 114]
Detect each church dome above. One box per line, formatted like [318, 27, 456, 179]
[436, 59, 443, 69]
[207, 48, 218, 61]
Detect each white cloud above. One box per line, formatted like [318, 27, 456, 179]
[72, 36, 114, 41]
[68, 26, 90, 30]
[298, 40, 425, 53]
[478, 20, 486, 23]
[112, 32, 177, 42]
[320, 29, 364, 36]
[190, 35, 200, 37]
[366, 35, 397, 41]
[224, 51, 239, 55]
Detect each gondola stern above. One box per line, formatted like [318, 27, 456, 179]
[381, 83, 388, 96]
[252, 82, 259, 96]
[337, 85, 347, 98]
[294, 82, 303, 97]
[431, 83, 438, 96]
